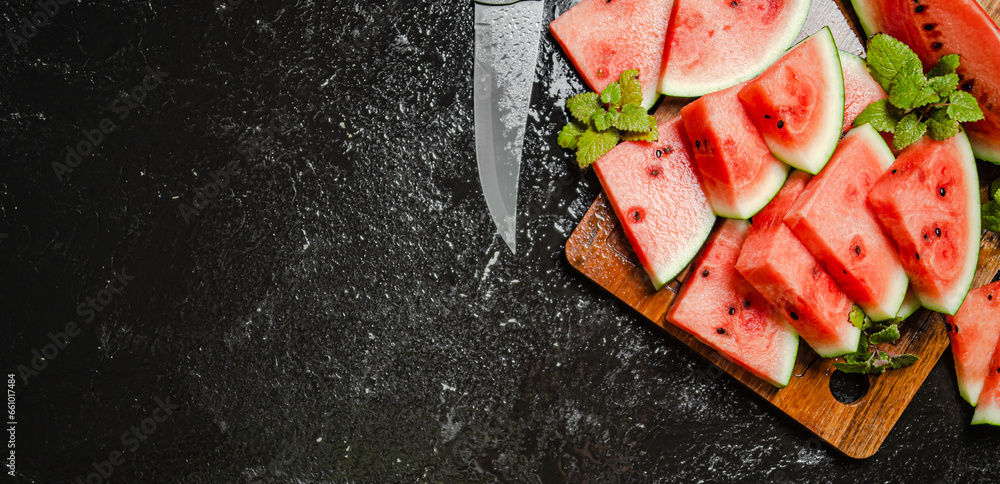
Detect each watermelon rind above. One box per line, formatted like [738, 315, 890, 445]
[971, 406, 1000, 426]
[658, 0, 811, 98]
[848, 0, 881, 38]
[713, 161, 790, 221]
[896, 287, 922, 319]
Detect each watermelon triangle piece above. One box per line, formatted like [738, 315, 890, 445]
[738, 27, 845, 175]
[784, 124, 910, 321]
[736, 171, 861, 358]
[839, 50, 888, 136]
[659, 0, 810, 97]
[947, 281, 1000, 407]
[593, 107, 716, 289]
[549, 0, 675, 109]
[867, 132, 981, 315]
[680, 80, 790, 219]
[667, 219, 799, 388]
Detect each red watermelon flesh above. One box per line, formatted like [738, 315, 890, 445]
[736, 170, 861, 358]
[946, 281, 1000, 407]
[680, 80, 790, 219]
[867, 132, 981, 315]
[850, 0, 1000, 163]
[667, 219, 799, 388]
[550, 0, 675, 109]
[784, 125, 909, 321]
[659, 0, 811, 97]
[839, 50, 888, 136]
[594, 110, 716, 290]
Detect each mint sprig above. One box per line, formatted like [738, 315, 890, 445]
[982, 178, 1000, 233]
[854, 34, 985, 151]
[558, 69, 657, 168]
[833, 305, 919, 374]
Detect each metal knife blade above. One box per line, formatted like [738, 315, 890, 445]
[473, 0, 544, 255]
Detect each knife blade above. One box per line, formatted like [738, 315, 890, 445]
[473, 0, 544, 255]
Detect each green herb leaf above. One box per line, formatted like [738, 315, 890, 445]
[620, 125, 659, 142]
[894, 113, 927, 150]
[947, 90, 986, 123]
[849, 305, 867, 330]
[890, 354, 920, 369]
[593, 109, 612, 132]
[567, 92, 601, 124]
[854, 99, 902, 133]
[614, 104, 655, 132]
[557, 121, 586, 150]
[927, 73, 959, 97]
[927, 53, 960, 78]
[600, 81, 622, 107]
[926, 108, 961, 141]
[869, 324, 901, 345]
[890, 72, 940, 110]
[576, 128, 620, 169]
[618, 69, 642, 106]
[834, 361, 872, 374]
[867, 34, 923, 92]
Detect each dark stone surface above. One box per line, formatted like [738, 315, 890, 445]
[1, 0, 998, 482]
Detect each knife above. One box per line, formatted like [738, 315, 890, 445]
[473, 0, 544, 255]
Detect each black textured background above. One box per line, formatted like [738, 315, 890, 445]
[2, 0, 999, 482]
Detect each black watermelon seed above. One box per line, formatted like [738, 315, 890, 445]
[843, 270, 848, 274]
[940, 187, 946, 197]
[728, 307, 736, 315]
[731, 0, 738, 6]
[955, 324, 960, 333]
[932, 42, 944, 50]
[632, 211, 642, 222]
[936, 228, 942, 237]
[915, 252, 920, 260]
[717, 327, 726, 334]
[990, 294, 994, 301]
[892, 169, 898, 174]
[649, 167, 662, 177]
[945, 322, 953, 332]
[855, 245, 861, 256]
[655, 149, 663, 158]
[764, 114, 771, 119]
[963, 80, 975, 91]
[790, 312, 799, 320]
[702, 270, 709, 277]
[695, 140, 701, 148]
[744, 300, 751, 308]
[915, 5, 926, 12]
[664, 146, 673, 154]
[777, 120, 785, 129]
[996, 366, 1000, 373]
[924, 233, 929, 240]
[924, 23, 936, 31]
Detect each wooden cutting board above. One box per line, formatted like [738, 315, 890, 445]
[565, 0, 1000, 459]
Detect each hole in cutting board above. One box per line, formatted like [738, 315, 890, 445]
[829, 370, 869, 404]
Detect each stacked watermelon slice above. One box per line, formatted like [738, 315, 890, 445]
[552, 0, 992, 403]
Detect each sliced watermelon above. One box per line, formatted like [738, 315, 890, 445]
[736, 171, 861, 358]
[784, 125, 909, 320]
[594, 111, 716, 289]
[867, 132, 981, 315]
[738, 27, 844, 174]
[946, 281, 1000, 407]
[850, 0, 1000, 162]
[550, 0, 675, 109]
[680, 81, 790, 219]
[667, 219, 799, 388]
[896, 287, 922, 319]
[659, 0, 810, 97]
[839, 50, 888, 136]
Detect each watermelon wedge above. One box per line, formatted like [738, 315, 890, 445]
[550, 0, 675, 109]
[659, 0, 810, 97]
[946, 281, 1000, 407]
[784, 125, 909, 321]
[849, 0, 1000, 162]
[867, 132, 981, 315]
[896, 287, 922, 319]
[738, 27, 844, 174]
[680, 81, 790, 219]
[667, 219, 799, 388]
[839, 50, 888, 136]
[736, 171, 861, 358]
[593, 110, 716, 289]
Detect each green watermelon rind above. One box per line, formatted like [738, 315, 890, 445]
[657, 0, 812, 98]
[895, 286, 922, 319]
[752, 27, 845, 175]
[848, 0, 881, 38]
[971, 405, 1000, 425]
[648, 213, 716, 290]
[916, 130, 981, 315]
[808, 328, 862, 359]
[712, 162, 791, 220]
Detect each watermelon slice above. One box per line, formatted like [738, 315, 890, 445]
[867, 132, 981, 315]
[593, 110, 716, 289]
[896, 287, 922, 319]
[659, 0, 810, 97]
[849, 0, 1000, 163]
[738, 27, 844, 174]
[736, 171, 861, 358]
[680, 81, 790, 219]
[667, 219, 799, 388]
[784, 125, 909, 320]
[550, 0, 675, 109]
[839, 50, 888, 136]
[946, 281, 1000, 407]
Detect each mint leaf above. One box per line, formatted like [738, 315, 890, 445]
[983, 201, 1000, 232]
[593, 109, 612, 132]
[600, 81, 622, 107]
[614, 104, 655, 132]
[576, 128, 620, 168]
[855, 99, 903, 133]
[867, 34, 923, 92]
[567, 92, 601, 124]
[927, 53, 960, 78]
[557, 121, 586, 150]
[620, 125, 658, 142]
[889, 354, 919, 369]
[894, 113, 927, 150]
[947, 90, 985, 123]
[834, 361, 872, 374]
[889, 72, 939, 110]
[927, 73, 959, 97]
[618, 69, 642, 106]
[849, 305, 867, 330]
[992, 178, 1000, 200]
[869, 324, 901, 345]
[926, 108, 961, 141]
